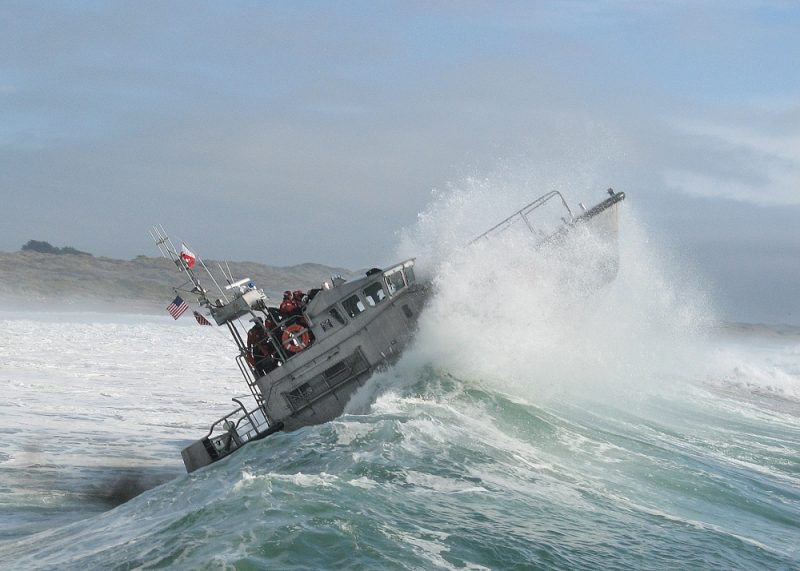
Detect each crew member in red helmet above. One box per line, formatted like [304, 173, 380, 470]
[292, 290, 308, 307]
[279, 290, 302, 318]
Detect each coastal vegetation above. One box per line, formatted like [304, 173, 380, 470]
[21, 240, 93, 257]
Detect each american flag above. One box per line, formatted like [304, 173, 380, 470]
[166, 295, 189, 320]
[193, 311, 211, 326]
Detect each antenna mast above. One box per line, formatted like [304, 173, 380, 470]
[149, 225, 210, 302]
[150, 225, 267, 327]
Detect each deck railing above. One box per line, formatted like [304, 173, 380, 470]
[203, 398, 271, 455]
[468, 190, 574, 245]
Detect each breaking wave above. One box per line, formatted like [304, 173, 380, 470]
[394, 179, 717, 405]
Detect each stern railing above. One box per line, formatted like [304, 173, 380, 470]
[203, 398, 271, 454]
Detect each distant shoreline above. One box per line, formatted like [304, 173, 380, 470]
[0, 250, 356, 315]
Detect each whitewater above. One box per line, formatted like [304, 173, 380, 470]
[1, 188, 799, 570]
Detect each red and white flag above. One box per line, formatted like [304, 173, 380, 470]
[179, 243, 196, 268]
[193, 311, 211, 326]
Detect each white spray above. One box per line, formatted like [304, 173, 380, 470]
[395, 175, 717, 405]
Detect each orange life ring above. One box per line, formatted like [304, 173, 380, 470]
[282, 324, 310, 353]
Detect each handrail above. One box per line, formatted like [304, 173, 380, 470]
[202, 398, 270, 442]
[203, 399, 250, 439]
[468, 190, 574, 245]
[232, 397, 258, 435]
[235, 354, 264, 406]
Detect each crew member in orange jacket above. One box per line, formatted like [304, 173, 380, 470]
[279, 290, 302, 318]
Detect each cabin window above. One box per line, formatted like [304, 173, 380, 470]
[385, 270, 406, 295]
[363, 282, 386, 307]
[288, 382, 313, 401]
[329, 308, 345, 324]
[321, 307, 346, 332]
[342, 295, 365, 318]
[404, 266, 416, 284]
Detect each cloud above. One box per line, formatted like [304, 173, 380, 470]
[1, 2, 799, 324]
[664, 110, 800, 205]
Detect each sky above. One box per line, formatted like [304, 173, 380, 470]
[1, 1, 798, 325]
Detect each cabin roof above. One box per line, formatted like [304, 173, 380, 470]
[304, 258, 414, 318]
[305, 274, 372, 317]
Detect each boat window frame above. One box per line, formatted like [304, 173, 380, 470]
[384, 268, 407, 296]
[403, 263, 416, 285]
[329, 307, 346, 325]
[341, 293, 366, 319]
[363, 281, 387, 307]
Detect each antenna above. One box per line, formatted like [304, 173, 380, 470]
[149, 225, 175, 261]
[149, 225, 271, 330]
[150, 226, 210, 302]
[217, 262, 236, 286]
[182, 239, 229, 303]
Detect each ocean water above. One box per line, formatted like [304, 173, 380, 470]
[1, 198, 799, 569]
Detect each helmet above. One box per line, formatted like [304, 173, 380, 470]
[283, 290, 292, 298]
[293, 290, 304, 298]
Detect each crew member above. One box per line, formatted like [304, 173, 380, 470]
[292, 290, 308, 307]
[279, 290, 302, 319]
[247, 321, 276, 375]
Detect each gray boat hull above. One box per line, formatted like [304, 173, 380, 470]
[258, 283, 429, 431]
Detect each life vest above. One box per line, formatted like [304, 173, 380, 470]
[282, 324, 311, 353]
[247, 327, 272, 356]
[280, 299, 300, 317]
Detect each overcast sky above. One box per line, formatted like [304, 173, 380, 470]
[2, 1, 798, 324]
